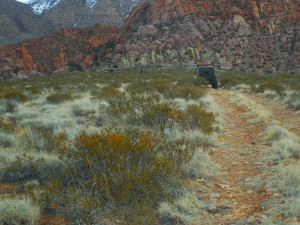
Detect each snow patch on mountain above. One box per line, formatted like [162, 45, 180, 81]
[30, 0, 61, 14]
[127, 0, 138, 18]
[120, 0, 125, 10]
[86, 0, 98, 9]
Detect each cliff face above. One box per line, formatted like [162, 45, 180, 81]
[0, 0, 299, 76]
[0, 0, 54, 46]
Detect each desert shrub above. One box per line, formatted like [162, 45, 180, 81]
[272, 138, 300, 160]
[181, 149, 216, 179]
[24, 180, 40, 191]
[29, 89, 41, 94]
[106, 91, 214, 133]
[278, 163, 300, 197]
[73, 106, 96, 117]
[67, 62, 82, 71]
[21, 126, 64, 153]
[0, 198, 40, 225]
[176, 86, 206, 100]
[265, 124, 297, 141]
[153, 79, 174, 90]
[0, 151, 65, 182]
[277, 197, 300, 219]
[256, 81, 285, 95]
[2, 91, 27, 102]
[0, 132, 14, 148]
[121, 92, 179, 132]
[48, 128, 200, 223]
[176, 104, 215, 134]
[192, 77, 209, 86]
[0, 118, 15, 133]
[176, 77, 194, 87]
[3, 100, 18, 113]
[91, 86, 126, 102]
[219, 77, 239, 88]
[46, 93, 72, 104]
[283, 90, 300, 110]
[58, 131, 175, 203]
[158, 190, 204, 224]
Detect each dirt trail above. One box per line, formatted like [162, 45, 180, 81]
[196, 89, 300, 224]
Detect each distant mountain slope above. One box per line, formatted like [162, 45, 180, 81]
[0, 25, 119, 72]
[0, 0, 54, 46]
[1, 0, 299, 75]
[29, 0, 149, 30]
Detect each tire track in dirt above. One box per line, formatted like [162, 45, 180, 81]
[196, 89, 299, 224]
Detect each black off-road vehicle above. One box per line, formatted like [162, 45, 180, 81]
[194, 64, 218, 89]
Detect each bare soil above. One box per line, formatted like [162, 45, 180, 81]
[195, 89, 300, 224]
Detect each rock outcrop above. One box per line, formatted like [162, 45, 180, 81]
[0, 57, 44, 79]
[112, 0, 300, 73]
[0, 25, 119, 73]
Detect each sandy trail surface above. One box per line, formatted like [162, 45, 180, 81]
[195, 89, 300, 224]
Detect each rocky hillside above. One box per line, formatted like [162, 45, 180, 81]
[30, 0, 148, 30]
[0, 25, 118, 76]
[0, 0, 54, 46]
[112, 0, 300, 73]
[0, 0, 299, 75]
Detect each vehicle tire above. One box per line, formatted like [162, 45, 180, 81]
[212, 82, 219, 89]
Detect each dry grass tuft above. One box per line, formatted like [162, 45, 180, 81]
[0, 198, 40, 225]
[158, 190, 204, 224]
[233, 93, 271, 123]
[265, 124, 298, 142]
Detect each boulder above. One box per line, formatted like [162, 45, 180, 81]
[53, 66, 70, 74]
[220, 61, 233, 70]
[232, 15, 250, 35]
[0, 57, 23, 79]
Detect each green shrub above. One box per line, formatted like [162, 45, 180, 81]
[219, 77, 239, 88]
[0, 118, 15, 133]
[0, 132, 14, 148]
[176, 104, 215, 134]
[3, 100, 18, 113]
[192, 77, 209, 86]
[2, 91, 27, 102]
[256, 81, 285, 95]
[177, 86, 206, 99]
[46, 93, 72, 104]
[73, 106, 95, 117]
[124, 93, 178, 131]
[29, 89, 41, 94]
[21, 126, 64, 153]
[0, 151, 65, 182]
[0, 198, 40, 225]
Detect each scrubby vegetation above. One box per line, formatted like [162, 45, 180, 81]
[231, 92, 271, 124]
[0, 198, 40, 225]
[264, 122, 300, 222]
[218, 72, 300, 111]
[0, 70, 221, 224]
